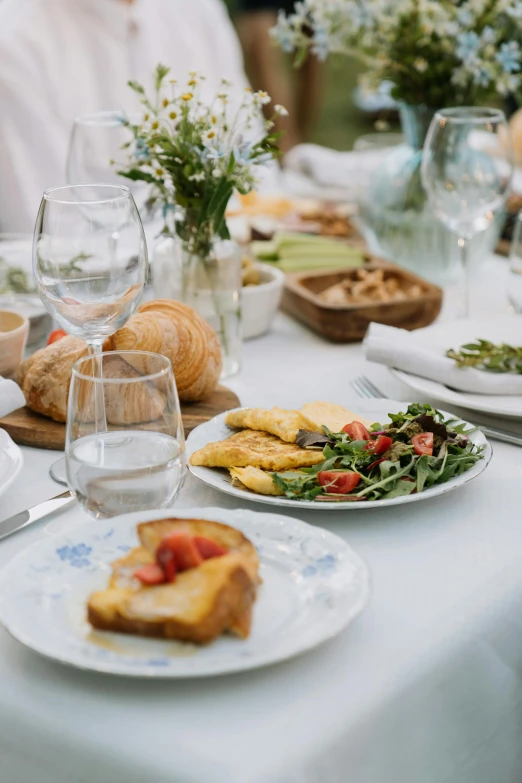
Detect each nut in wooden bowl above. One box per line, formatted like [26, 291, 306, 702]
[281, 260, 442, 342]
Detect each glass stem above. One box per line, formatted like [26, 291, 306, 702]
[87, 340, 106, 433]
[458, 236, 470, 318]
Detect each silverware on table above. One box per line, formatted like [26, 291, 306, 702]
[351, 375, 522, 447]
[0, 491, 73, 541]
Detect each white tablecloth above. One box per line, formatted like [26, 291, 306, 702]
[2, 256, 522, 783]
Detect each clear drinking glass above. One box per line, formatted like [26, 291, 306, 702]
[33, 184, 148, 484]
[421, 107, 513, 317]
[508, 210, 522, 313]
[67, 112, 149, 215]
[66, 351, 186, 518]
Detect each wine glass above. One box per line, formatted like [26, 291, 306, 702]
[421, 107, 513, 317]
[67, 112, 150, 218]
[66, 351, 186, 518]
[33, 183, 148, 483]
[508, 210, 522, 313]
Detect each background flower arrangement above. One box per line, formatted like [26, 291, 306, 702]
[273, 0, 522, 107]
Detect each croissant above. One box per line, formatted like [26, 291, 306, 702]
[18, 300, 222, 423]
[108, 299, 222, 402]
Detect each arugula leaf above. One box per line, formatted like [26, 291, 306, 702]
[382, 479, 416, 499]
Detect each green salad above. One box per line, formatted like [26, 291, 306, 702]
[271, 404, 484, 503]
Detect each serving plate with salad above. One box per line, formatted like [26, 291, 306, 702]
[186, 401, 492, 511]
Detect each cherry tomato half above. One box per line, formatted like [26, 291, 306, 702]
[342, 422, 371, 441]
[46, 328, 67, 346]
[318, 471, 360, 494]
[365, 435, 393, 455]
[412, 432, 434, 456]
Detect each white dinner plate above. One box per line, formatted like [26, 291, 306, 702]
[186, 403, 492, 511]
[391, 315, 522, 419]
[0, 507, 369, 678]
[0, 430, 23, 499]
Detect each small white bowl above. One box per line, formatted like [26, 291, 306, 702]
[242, 263, 284, 340]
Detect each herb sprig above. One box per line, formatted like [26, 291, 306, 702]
[447, 340, 522, 374]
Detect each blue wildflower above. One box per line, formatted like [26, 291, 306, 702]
[497, 42, 521, 74]
[473, 66, 491, 88]
[457, 8, 474, 27]
[481, 26, 496, 46]
[311, 28, 329, 61]
[456, 31, 480, 63]
[134, 137, 150, 161]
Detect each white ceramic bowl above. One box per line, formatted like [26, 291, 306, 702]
[242, 262, 284, 340]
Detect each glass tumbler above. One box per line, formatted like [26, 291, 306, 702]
[66, 351, 186, 519]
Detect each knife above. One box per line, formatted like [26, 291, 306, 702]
[474, 425, 522, 447]
[0, 491, 74, 542]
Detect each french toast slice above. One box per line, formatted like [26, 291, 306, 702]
[87, 519, 259, 645]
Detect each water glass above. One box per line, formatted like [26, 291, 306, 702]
[509, 210, 522, 313]
[66, 351, 186, 519]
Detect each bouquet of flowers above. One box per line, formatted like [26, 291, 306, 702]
[272, 0, 522, 106]
[117, 64, 284, 256]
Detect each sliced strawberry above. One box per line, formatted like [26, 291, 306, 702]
[161, 532, 203, 571]
[194, 536, 228, 560]
[134, 563, 165, 585]
[155, 543, 177, 582]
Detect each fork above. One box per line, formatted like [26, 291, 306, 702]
[350, 375, 522, 447]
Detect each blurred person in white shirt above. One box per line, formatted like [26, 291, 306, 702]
[0, 0, 259, 232]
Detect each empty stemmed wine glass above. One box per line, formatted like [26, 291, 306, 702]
[67, 112, 150, 218]
[33, 183, 148, 483]
[421, 107, 513, 318]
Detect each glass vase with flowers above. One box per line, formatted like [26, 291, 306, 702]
[117, 65, 284, 377]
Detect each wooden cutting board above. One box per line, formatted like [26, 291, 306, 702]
[0, 385, 240, 451]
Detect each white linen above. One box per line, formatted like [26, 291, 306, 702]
[0, 0, 255, 232]
[365, 321, 522, 395]
[0, 377, 25, 418]
[0, 255, 521, 783]
[283, 143, 392, 200]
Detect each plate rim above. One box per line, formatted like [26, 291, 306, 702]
[0, 431, 24, 499]
[186, 408, 492, 511]
[0, 506, 370, 678]
[392, 368, 522, 418]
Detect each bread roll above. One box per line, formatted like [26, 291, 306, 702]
[18, 299, 222, 422]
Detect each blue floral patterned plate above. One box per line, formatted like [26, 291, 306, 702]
[0, 507, 369, 678]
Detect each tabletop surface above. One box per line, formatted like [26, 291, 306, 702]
[2, 256, 522, 783]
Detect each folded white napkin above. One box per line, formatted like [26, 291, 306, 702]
[364, 322, 522, 395]
[284, 143, 392, 199]
[0, 377, 25, 417]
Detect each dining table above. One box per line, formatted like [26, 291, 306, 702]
[1, 252, 522, 783]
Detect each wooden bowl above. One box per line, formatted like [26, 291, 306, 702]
[281, 261, 442, 343]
